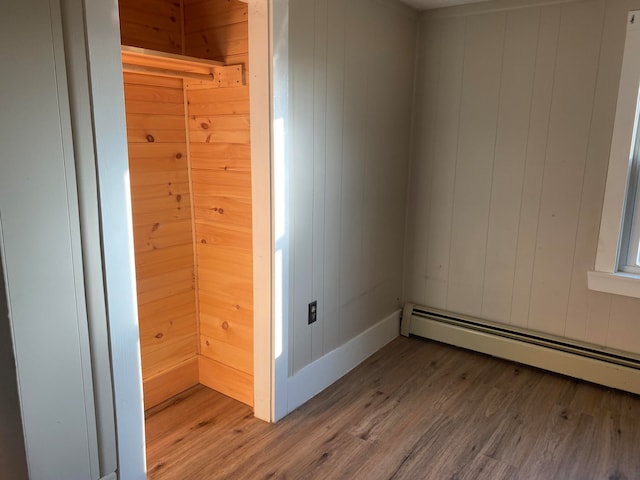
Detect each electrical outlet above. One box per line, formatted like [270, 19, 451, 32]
[308, 301, 318, 325]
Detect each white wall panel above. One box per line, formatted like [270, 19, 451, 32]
[403, 17, 442, 306]
[424, 17, 465, 309]
[481, 9, 538, 324]
[290, 0, 316, 374]
[564, 0, 632, 344]
[447, 12, 505, 316]
[406, 0, 640, 355]
[0, 1, 100, 477]
[322, 0, 347, 354]
[311, 0, 329, 362]
[528, 0, 603, 336]
[510, 5, 560, 330]
[289, 0, 417, 374]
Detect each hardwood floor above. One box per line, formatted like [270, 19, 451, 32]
[145, 336, 640, 479]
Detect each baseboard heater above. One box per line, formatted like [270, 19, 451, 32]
[401, 303, 640, 395]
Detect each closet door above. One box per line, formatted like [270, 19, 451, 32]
[0, 0, 101, 478]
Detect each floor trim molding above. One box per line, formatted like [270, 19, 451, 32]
[285, 310, 400, 416]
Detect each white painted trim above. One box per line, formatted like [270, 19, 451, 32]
[409, 315, 640, 395]
[272, 0, 291, 422]
[594, 11, 640, 275]
[83, 0, 146, 478]
[60, 0, 118, 474]
[248, 0, 274, 422]
[285, 311, 400, 416]
[587, 270, 640, 299]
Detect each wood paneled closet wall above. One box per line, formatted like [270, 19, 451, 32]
[118, 0, 253, 409]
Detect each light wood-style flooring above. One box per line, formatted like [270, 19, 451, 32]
[145, 336, 640, 479]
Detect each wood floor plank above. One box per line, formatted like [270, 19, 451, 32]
[145, 337, 640, 480]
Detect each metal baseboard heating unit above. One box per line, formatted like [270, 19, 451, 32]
[401, 303, 640, 395]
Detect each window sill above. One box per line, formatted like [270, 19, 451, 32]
[588, 270, 640, 299]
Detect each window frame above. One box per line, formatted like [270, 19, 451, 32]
[618, 91, 640, 275]
[589, 10, 640, 298]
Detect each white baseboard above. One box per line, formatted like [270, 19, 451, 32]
[285, 310, 400, 415]
[409, 314, 640, 395]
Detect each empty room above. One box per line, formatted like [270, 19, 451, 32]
[1, 0, 640, 479]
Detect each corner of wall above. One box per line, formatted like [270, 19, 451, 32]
[401, 9, 425, 306]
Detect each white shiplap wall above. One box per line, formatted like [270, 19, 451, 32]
[288, 0, 417, 374]
[405, 0, 640, 354]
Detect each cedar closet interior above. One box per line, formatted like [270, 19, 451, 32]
[117, 0, 254, 411]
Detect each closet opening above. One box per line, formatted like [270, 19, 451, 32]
[117, 0, 257, 470]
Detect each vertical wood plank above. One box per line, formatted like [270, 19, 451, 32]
[374, 8, 416, 323]
[322, 0, 346, 354]
[290, 0, 315, 373]
[404, 18, 442, 306]
[288, 0, 416, 369]
[481, 9, 539, 323]
[338, 0, 415, 342]
[360, 4, 405, 335]
[338, 0, 371, 342]
[564, 0, 621, 345]
[528, 0, 603, 336]
[422, 17, 466, 310]
[446, 12, 506, 316]
[510, 5, 561, 329]
[311, 0, 328, 362]
[361, 4, 384, 323]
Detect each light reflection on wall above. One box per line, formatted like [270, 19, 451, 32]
[273, 0, 290, 421]
[274, 118, 285, 359]
[122, 168, 147, 474]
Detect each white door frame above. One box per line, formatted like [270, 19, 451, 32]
[79, 0, 276, 477]
[81, 1, 146, 477]
[247, 0, 275, 423]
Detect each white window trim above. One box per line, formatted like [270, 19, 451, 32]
[589, 10, 640, 299]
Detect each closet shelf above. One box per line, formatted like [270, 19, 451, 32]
[121, 45, 245, 87]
